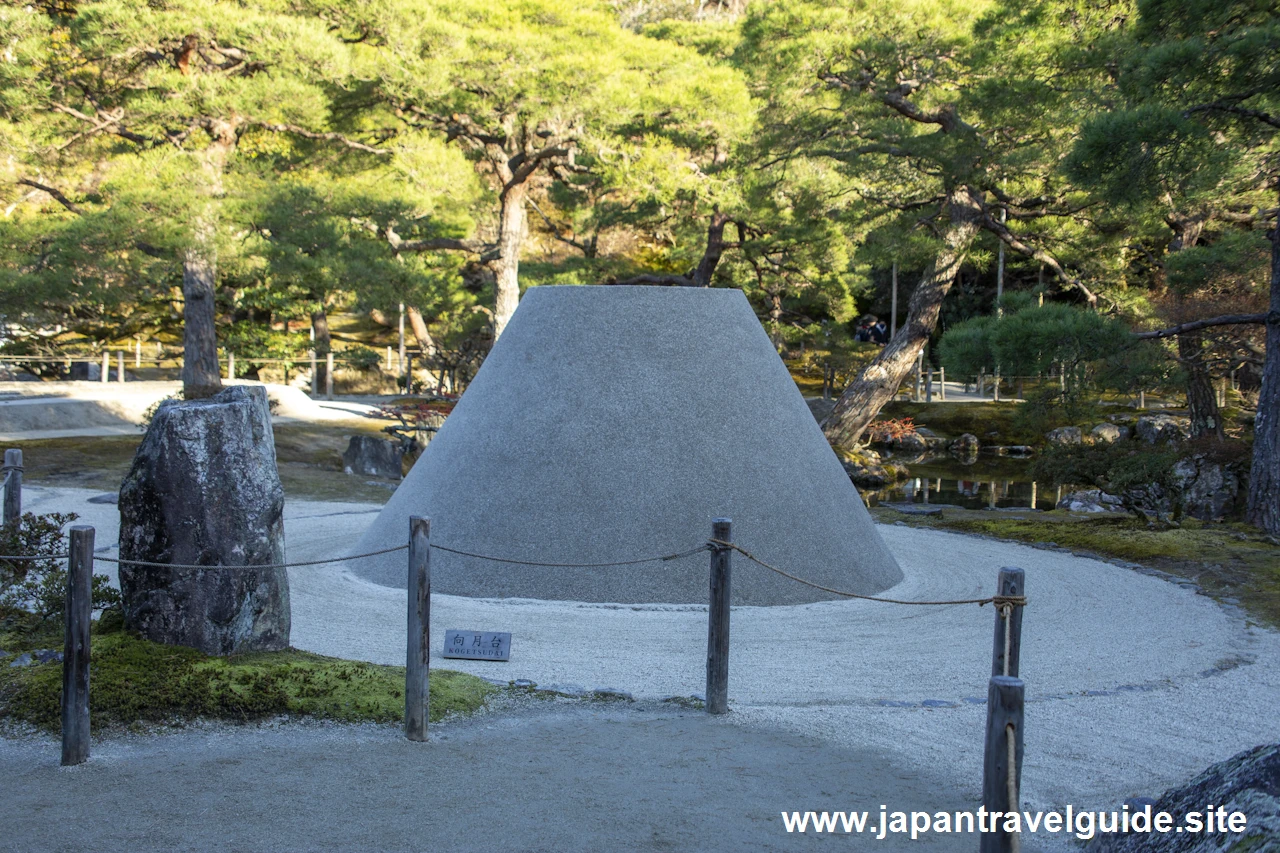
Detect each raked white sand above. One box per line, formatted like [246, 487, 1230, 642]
[27, 484, 1280, 818]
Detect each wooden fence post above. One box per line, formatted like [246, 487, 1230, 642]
[405, 516, 431, 741]
[991, 568, 1025, 678]
[981, 676, 1025, 853]
[309, 349, 318, 396]
[3, 449, 22, 527]
[939, 366, 946, 401]
[115, 351, 124, 382]
[227, 353, 236, 381]
[100, 352, 109, 383]
[326, 352, 335, 399]
[405, 354, 413, 394]
[706, 518, 732, 715]
[62, 525, 94, 766]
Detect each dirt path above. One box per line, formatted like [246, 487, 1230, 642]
[0, 703, 1002, 853]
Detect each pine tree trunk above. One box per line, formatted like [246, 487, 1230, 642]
[1178, 332, 1223, 439]
[492, 182, 527, 341]
[405, 306, 437, 356]
[181, 122, 237, 400]
[821, 186, 984, 447]
[769, 292, 783, 352]
[1246, 200, 1280, 534]
[311, 307, 331, 393]
[181, 243, 223, 400]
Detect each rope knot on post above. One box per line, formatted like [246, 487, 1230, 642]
[707, 537, 733, 554]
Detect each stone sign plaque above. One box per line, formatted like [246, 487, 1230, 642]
[442, 629, 511, 662]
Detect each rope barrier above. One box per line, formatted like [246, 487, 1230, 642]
[708, 539, 1028, 608]
[92, 543, 409, 570]
[1001, 604, 1013, 677]
[1, 531, 1030, 614]
[0, 544, 409, 569]
[1007, 723, 1021, 852]
[429, 542, 712, 568]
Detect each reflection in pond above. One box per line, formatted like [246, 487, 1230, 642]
[861, 455, 1060, 512]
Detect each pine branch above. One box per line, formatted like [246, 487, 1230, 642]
[1134, 312, 1273, 340]
[249, 122, 392, 154]
[16, 179, 83, 215]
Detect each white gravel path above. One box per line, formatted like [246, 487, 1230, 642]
[23, 485, 1280, 821]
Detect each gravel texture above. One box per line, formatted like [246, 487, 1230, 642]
[0, 703, 976, 853]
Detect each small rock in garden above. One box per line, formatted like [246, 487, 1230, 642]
[591, 687, 634, 702]
[1057, 489, 1123, 513]
[1135, 414, 1190, 445]
[542, 683, 587, 698]
[1045, 426, 1083, 446]
[7, 649, 61, 667]
[342, 435, 404, 480]
[1172, 454, 1244, 522]
[1090, 423, 1128, 444]
[949, 433, 980, 462]
[86, 493, 119, 504]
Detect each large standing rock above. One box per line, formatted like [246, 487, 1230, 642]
[118, 385, 289, 655]
[1087, 743, 1280, 852]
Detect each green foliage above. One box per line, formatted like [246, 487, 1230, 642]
[342, 346, 383, 371]
[939, 304, 1163, 416]
[1164, 230, 1272, 298]
[1065, 104, 1225, 207]
[1031, 442, 1179, 496]
[938, 316, 996, 378]
[0, 512, 119, 634]
[0, 631, 496, 731]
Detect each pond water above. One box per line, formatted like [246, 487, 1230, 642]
[863, 454, 1063, 512]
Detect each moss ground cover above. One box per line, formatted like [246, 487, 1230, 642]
[0, 621, 496, 731]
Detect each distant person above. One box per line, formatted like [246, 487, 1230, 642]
[870, 319, 888, 344]
[854, 322, 871, 342]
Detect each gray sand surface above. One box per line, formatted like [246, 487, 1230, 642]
[1, 703, 992, 853]
[7, 485, 1279, 851]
